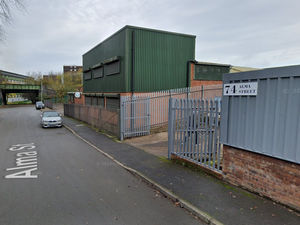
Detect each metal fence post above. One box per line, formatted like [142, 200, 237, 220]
[168, 98, 175, 159]
[120, 96, 124, 141]
[130, 95, 135, 134]
[146, 97, 150, 135]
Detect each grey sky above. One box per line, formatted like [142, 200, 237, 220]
[0, 0, 299, 75]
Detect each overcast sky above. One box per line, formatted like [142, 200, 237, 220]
[1, 0, 300, 75]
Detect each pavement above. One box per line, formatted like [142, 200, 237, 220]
[63, 115, 300, 225]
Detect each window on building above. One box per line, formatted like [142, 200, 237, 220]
[93, 66, 104, 79]
[194, 64, 229, 81]
[106, 97, 120, 110]
[85, 96, 92, 105]
[104, 60, 120, 76]
[90, 97, 95, 105]
[97, 97, 104, 107]
[84, 71, 92, 80]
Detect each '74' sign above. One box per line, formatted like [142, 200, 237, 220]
[223, 82, 258, 96]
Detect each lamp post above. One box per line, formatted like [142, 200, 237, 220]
[41, 75, 43, 102]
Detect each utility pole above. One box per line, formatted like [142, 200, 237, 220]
[41, 76, 43, 102]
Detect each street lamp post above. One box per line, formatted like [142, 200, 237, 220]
[41, 76, 43, 102]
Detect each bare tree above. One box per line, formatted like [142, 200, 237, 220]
[0, 0, 23, 39]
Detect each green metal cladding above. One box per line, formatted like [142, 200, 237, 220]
[83, 26, 195, 93]
[83, 28, 127, 93]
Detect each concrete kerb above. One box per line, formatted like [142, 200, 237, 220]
[63, 123, 224, 225]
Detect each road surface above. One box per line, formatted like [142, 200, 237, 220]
[0, 106, 202, 225]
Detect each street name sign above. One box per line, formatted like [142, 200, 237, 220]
[223, 82, 258, 96]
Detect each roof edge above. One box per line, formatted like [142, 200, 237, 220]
[0, 70, 28, 79]
[194, 61, 231, 67]
[125, 25, 196, 38]
[83, 25, 196, 57]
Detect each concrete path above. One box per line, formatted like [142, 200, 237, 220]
[125, 132, 168, 158]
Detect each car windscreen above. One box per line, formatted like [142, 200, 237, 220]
[43, 112, 59, 117]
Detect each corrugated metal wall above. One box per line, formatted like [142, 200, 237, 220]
[221, 65, 300, 164]
[83, 28, 127, 93]
[132, 27, 195, 92]
[83, 26, 195, 93]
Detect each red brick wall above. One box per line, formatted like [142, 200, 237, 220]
[223, 145, 300, 211]
[191, 80, 223, 87]
[74, 94, 84, 104]
[75, 87, 85, 104]
[64, 104, 120, 137]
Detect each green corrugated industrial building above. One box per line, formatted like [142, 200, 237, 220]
[83, 25, 196, 93]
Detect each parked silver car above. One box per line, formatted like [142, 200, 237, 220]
[35, 101, 45, 109]
[41, 111, 63, 128]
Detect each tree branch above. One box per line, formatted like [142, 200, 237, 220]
[0, 0, 24, 40]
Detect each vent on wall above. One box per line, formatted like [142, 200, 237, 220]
[104, 60, 120, 76]
[93, 66, 104, 79]
[85, 56, 121, 80]
[83, 71, 92, 80]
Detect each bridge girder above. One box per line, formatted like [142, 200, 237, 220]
[0, 84, 41, 105]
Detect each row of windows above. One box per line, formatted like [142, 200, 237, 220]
[85, 96, 120, 110]
[194, 65, 229, 81]
[84, 60, 120, 81]
[1, 79, 25, 84]
[85, 96, 104, 106]
[195, 66, 227, 74]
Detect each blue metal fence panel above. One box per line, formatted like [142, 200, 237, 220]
[221, 65, 300, 164]
[120, 96, 150, 140]
[168, 98, 222, 173]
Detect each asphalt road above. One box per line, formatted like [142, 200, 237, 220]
[0, 106, 203, 225]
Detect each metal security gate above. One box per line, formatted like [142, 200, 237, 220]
[120, 96, 150, 140]
[168, 98, 222, 173]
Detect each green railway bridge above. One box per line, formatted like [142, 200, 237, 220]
[0, 84, 41, 105]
